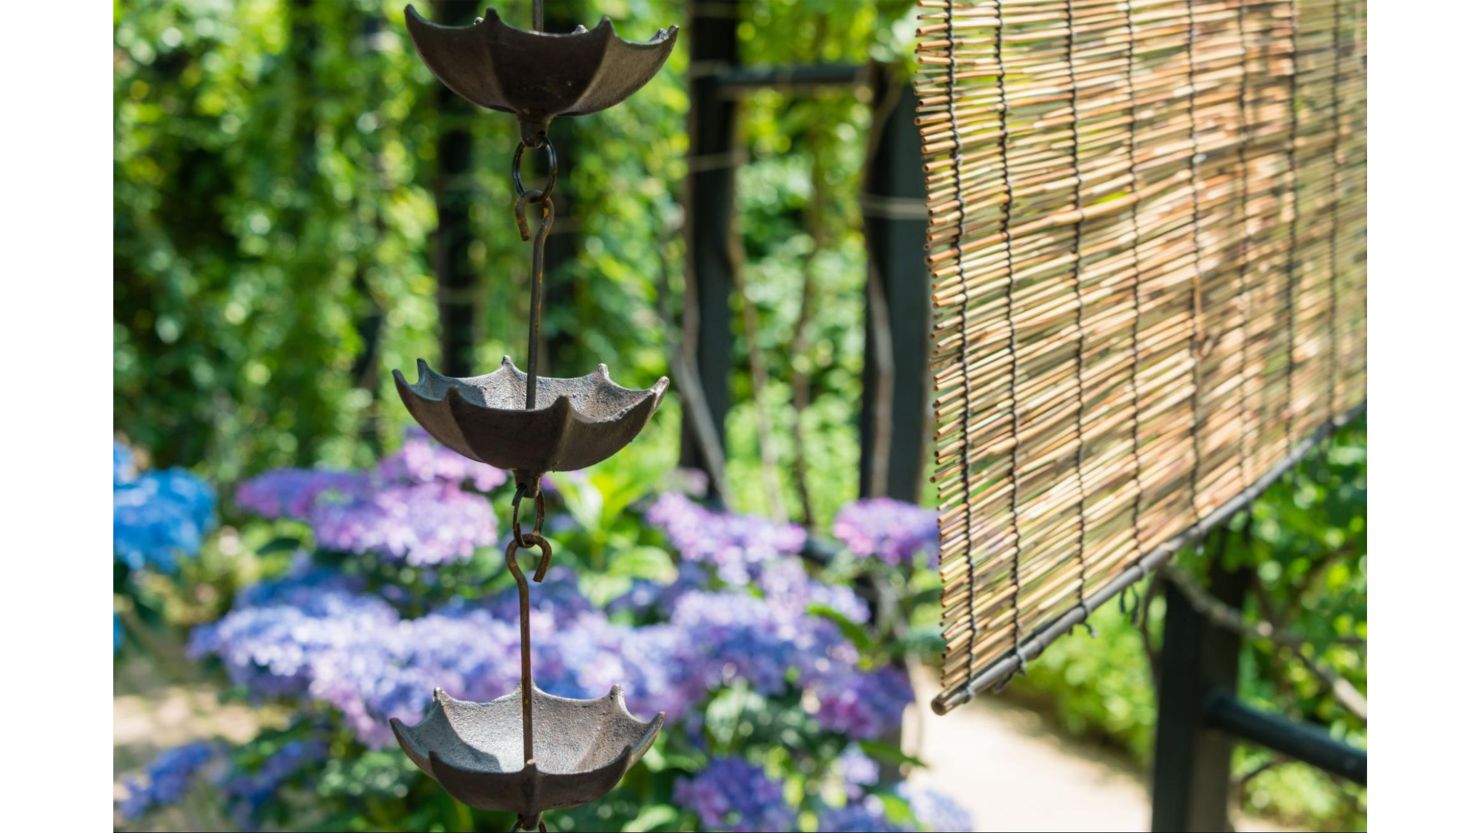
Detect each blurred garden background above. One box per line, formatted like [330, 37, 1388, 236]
[113, 0, 1367, 830]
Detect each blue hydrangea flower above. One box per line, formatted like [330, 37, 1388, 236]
[235, 468, 367, 521]
[114, 440, 138, 487]
[232, 561, 364, 609]
[897, 782, 975, 832]
[646, 493, 806, 585]
[116, 741, 218, 821]
[221, 738, 327, 829]
[377, 426, 508, 492]
[114, 468, 216, 573]
[812, 664, 915, 741]
[818, 796, 910, 832]
[833, 497, 939, 567]
[309, 481, 497, 566]
[674, 758, 796, 832]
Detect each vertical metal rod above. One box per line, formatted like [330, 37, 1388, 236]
[525, 197, 553, 410]
[504, 534, 550, 768]
[532, 0, 544, 32]
[510, 545, 536, 765]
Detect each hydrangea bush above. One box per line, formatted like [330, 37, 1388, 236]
[114, 440, 217, 655]
[117, 430, 966, 832]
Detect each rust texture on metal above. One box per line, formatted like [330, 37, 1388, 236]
[404, 5, 678, 146]
[390, 685, 664, 822]
[393, 357, 668, 485]
[390, 523, 664, 825]
[393, 4, 675, 827]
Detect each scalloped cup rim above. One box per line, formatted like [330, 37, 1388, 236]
[403, 5, 677, 51]
[390, 684, 666, 780]
[392, 357, 669, 426]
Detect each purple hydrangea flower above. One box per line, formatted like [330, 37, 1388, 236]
[669, 590, 810, 696]
[475, 566, 594, 627]
[541, 614, 697, 719]
[818, 796, 910, 832]
[235, 468, 366, 521]
[675, 758, 796, 832]
[307, 608, 524, 745]
[377, 427, 507, 492]
[897, 782, 975, 832]
[837, 743, 880, 799]
[114, 468, 216, 573]
[606, 562, 711, 619]
[309, 481, 497, 566]
[117, 741, 217, 821]
[757, 556, 870, 623]
[833, 497, 939, 566]
[646, 493, 806, 585]
[812, 665, 915, 741]
[188, 582, 400, 698]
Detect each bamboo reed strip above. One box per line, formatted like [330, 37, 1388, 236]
[917, 0, 1366, 714]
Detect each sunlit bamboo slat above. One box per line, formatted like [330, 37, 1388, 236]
[917, 0, 1366, 713]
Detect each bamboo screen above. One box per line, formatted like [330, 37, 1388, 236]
[916, 0, 1366, 713]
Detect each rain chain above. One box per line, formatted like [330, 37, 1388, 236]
[388, 4, 678, 830]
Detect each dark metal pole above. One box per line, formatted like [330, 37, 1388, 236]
[433, 0, 479, 377]
[678, 0, 740, 494]
[531, 6, 578, 381]
[1150, 554, 1249, 833]
[713, 63, 867, 92]
[860, 65, 930, 501]
[1203, 691, 1367, 786]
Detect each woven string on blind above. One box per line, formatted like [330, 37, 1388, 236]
[917, 0, 1366, 714]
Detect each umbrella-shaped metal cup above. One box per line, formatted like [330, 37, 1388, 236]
[391, 686, 664, 823]
[405, 5, 678, 146]
[393, 357, 668, 489]
[391, 538, 666, 830]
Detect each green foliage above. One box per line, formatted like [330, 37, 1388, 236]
[1009, 419, 1368, 831]
[113, 0, 918, 526]
[115, 1, 1362, 829]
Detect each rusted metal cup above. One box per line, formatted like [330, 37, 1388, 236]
[391, 686, 664, 821]
[404, 6, 678, 146]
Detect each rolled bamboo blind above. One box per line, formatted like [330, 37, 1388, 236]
[916, 0, 1366, 713]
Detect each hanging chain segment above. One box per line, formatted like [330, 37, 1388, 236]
[512, 141, 558, 410]
[505, 479, 554, 803]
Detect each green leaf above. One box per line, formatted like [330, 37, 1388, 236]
[857, 739, 929, 770]
[256, 534, 304, 555]
[621, 805, 679, 832]
[551, 472, 604, 533]
[607, 546, 678, 582]
[807, 603, 872, 652]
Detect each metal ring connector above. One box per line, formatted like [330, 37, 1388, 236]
[511, 483, 547, 549]
[512, 141, 558, 203]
